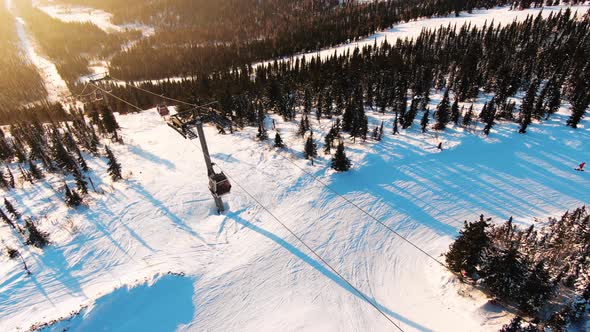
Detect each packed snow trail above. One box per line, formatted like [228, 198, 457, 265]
[5, 0, 70, 104]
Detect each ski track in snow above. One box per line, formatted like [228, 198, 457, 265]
[5, 0, 70, 104]
[1, 4, 590, 332]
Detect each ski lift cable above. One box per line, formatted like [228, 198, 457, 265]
[212, 162, 405, 332]
[75, 87, 402, 329]
[94, 78, 444, 267]
[107, 74, 219, 109]
[89, 83, 144, 112]
[275, 151, 447, 268]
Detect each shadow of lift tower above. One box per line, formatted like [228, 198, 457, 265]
[164, 105, 232, 213]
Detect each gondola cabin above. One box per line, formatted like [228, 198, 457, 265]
[157, 104, 170, 116]
[209, 172, 231, 197]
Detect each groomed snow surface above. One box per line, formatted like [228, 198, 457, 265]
[0, 3, 589, 332]
[1, 91, 588, 332]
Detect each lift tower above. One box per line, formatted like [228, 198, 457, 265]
[165, 107, 232, 213]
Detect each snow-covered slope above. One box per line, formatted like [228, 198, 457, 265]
[1, 94, 588, 331]
[1, 4, 590, 332]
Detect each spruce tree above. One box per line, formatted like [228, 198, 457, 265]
[451, 100, 460, 125]
[545, 83, 561, 120]
[445, 215, 491, 277]
[303, 134, 317, 160]
[297, 115, 309, 137]
[0, 207, 15, 229]
[105, 146, 122, 181]
[434, 89, 451, 130]
[518, 80, 538, 134]
[481, 247, 527, 302]
[76, 150, 89, 172]
[324, 127, 336, 154]
[64, 183, 82, 207]
[482, 108, 497, 136]
[4, 198, 20, 220]
[74, 170, 88, 195]
[420, 109, 430, 133]
[402, 98, 418, 129]
[28, 160, 43, 180]
[24, 218, 49, 248]
[567, 96, 589, 128]
[331, 142, 351, 172]
[519, 261, 554, 314]
[274, 132, 285, 148]
[5, 167, 14, 189]
[462, 105, 474, 127]
[101, 106, 120, 136]
[0, 169, 7, 189]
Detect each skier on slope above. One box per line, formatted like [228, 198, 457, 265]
[576, 162, 585, 171]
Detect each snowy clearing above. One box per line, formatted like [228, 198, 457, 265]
[1, 89, 588, 331]
[35, 2, 154, 37]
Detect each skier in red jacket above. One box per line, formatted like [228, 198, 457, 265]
[577, 162, 586, 171]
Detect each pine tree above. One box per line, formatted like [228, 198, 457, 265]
[402, 98, 418, 129]
[24, 218, 49, 248]
[567, 96, 589, 128]
[28, 160, 43, 180]
[462, 105, 474, 127]
[451, 100, 460, 125]
[0, 207, 15, 229]
[481, 247, 527, 302]
[303, 134, 318, 160]
[274, 132, 285, 148]
[519, 261, 554, 314]
[64, 183, 82, 207]
[74, 170, 88, 195]
[445, 215, 491, 276]
[303, 88, 312, 114]
[76, 149, 89, 172]
[51, 132, 76, 172]
[434, 89, 451, 130]
[518, 80, 538, 134]
[331, 142, 351, 172]
[482, 108, 497, 136]
[545, 82, 561, 120]
[105, 146, 122, 181]
[392, 114, 399, 135]
[420, 109, 430, 133]
[297, 115, 309, 137]
[101, 106, 120, 136]
[324, 127, 336, 154]
[4, 198, 20, 220]
[5, 167, 14, 188]
[0, 169, 7, 189]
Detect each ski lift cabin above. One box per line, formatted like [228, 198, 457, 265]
[157, 104, 170, 116]
[209, 171, 231, 197]
[93, 90, 104, 102]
